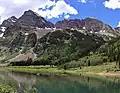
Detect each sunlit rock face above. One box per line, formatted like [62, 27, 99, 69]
[55, 19, 85, 29]
[55, 17, 119, 40]
[55, 18, 114, 33]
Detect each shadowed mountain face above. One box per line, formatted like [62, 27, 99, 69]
[115, 27, 120, 32]
[2, 10, 54, 38]
[0, 16, 18, 36]
[0, 10, 54, 30]
[16, 10, 54, 28]
[0, 10, 55, 62]
[33, 29, 105, 65]
[1, 16, 18, 28]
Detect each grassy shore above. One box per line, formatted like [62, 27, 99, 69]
[5, 62, 120, 77]
[6, 66, 72, 76]
[0, 84, 37, 93]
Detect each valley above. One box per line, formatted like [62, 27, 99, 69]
[0, 9, 120, 93]
[0, 10, 120, 74]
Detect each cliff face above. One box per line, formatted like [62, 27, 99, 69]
[55, 19, 85, 29]
[55, 18, 120, 41]
[83, 18, 114, 32]
[55, 18, 114, 33]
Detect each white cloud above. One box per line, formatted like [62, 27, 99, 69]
[13, 0, 29, 5]
[35, 0, 78, 19]
[117, 21, 120, 27]
[65, 15, 70, 19]
[78, 0, 96, 4]
[0, 6, 5, 15]
[103, 0, 120, 9]
[80, 0, 87, 3]
[0, 0, 78, 23]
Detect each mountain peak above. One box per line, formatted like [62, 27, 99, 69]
[24, 10, 37, 16]
[9, 16, 17, 19]
[115, 27, 120, 31]
[0, 16, 17, 27]
[84, 17, 103, 24]
[85, 17, 99, 20]
[16, 10, 54, 28]
[7, 16, 17, 23]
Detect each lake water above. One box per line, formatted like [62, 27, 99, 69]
[0, 70, 120, 93]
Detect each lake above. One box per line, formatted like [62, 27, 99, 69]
[0, 70, 120, 93]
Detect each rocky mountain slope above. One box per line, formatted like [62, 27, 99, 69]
[33, 29, 105, 65]
[0, 16, 18, 37]
[16, 10, 54, 28]
[1, 16, 17, 27]
[115, 27, 120, 32]
[55, 19, 84, 29]
[55, 18, 119, 39]
[55, 18, 113, 32]
[0, 10, 119, 39]
[0, 10, 54, 37]
[0, 10, 119, 64]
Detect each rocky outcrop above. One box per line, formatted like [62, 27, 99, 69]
[55, 19, 84, 29]
[115, 27, 120, 31]
[55, 18, 114, 33]
[0, 16, 17, 36]
[55, 18, 119, 39]
[0, 16, 17, 27]
[83, 18, 113, 32]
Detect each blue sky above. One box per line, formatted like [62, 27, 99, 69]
[0, 0, 120, 27]
[50, 0, 120, 27]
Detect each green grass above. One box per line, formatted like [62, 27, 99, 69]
[78, 62, 116, 73]
[0, 50, 19, 63]
[7, 66, 67, 76]
[5, 62, 118, 76]
[0, 83, 38, 93]
[0, 84, 16, 93]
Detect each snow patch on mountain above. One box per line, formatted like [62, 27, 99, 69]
[1, 27, 6, 32]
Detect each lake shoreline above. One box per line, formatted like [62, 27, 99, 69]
[4, 66, 120, 77]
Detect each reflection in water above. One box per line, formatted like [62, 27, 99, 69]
[0, 70, 120, 93]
